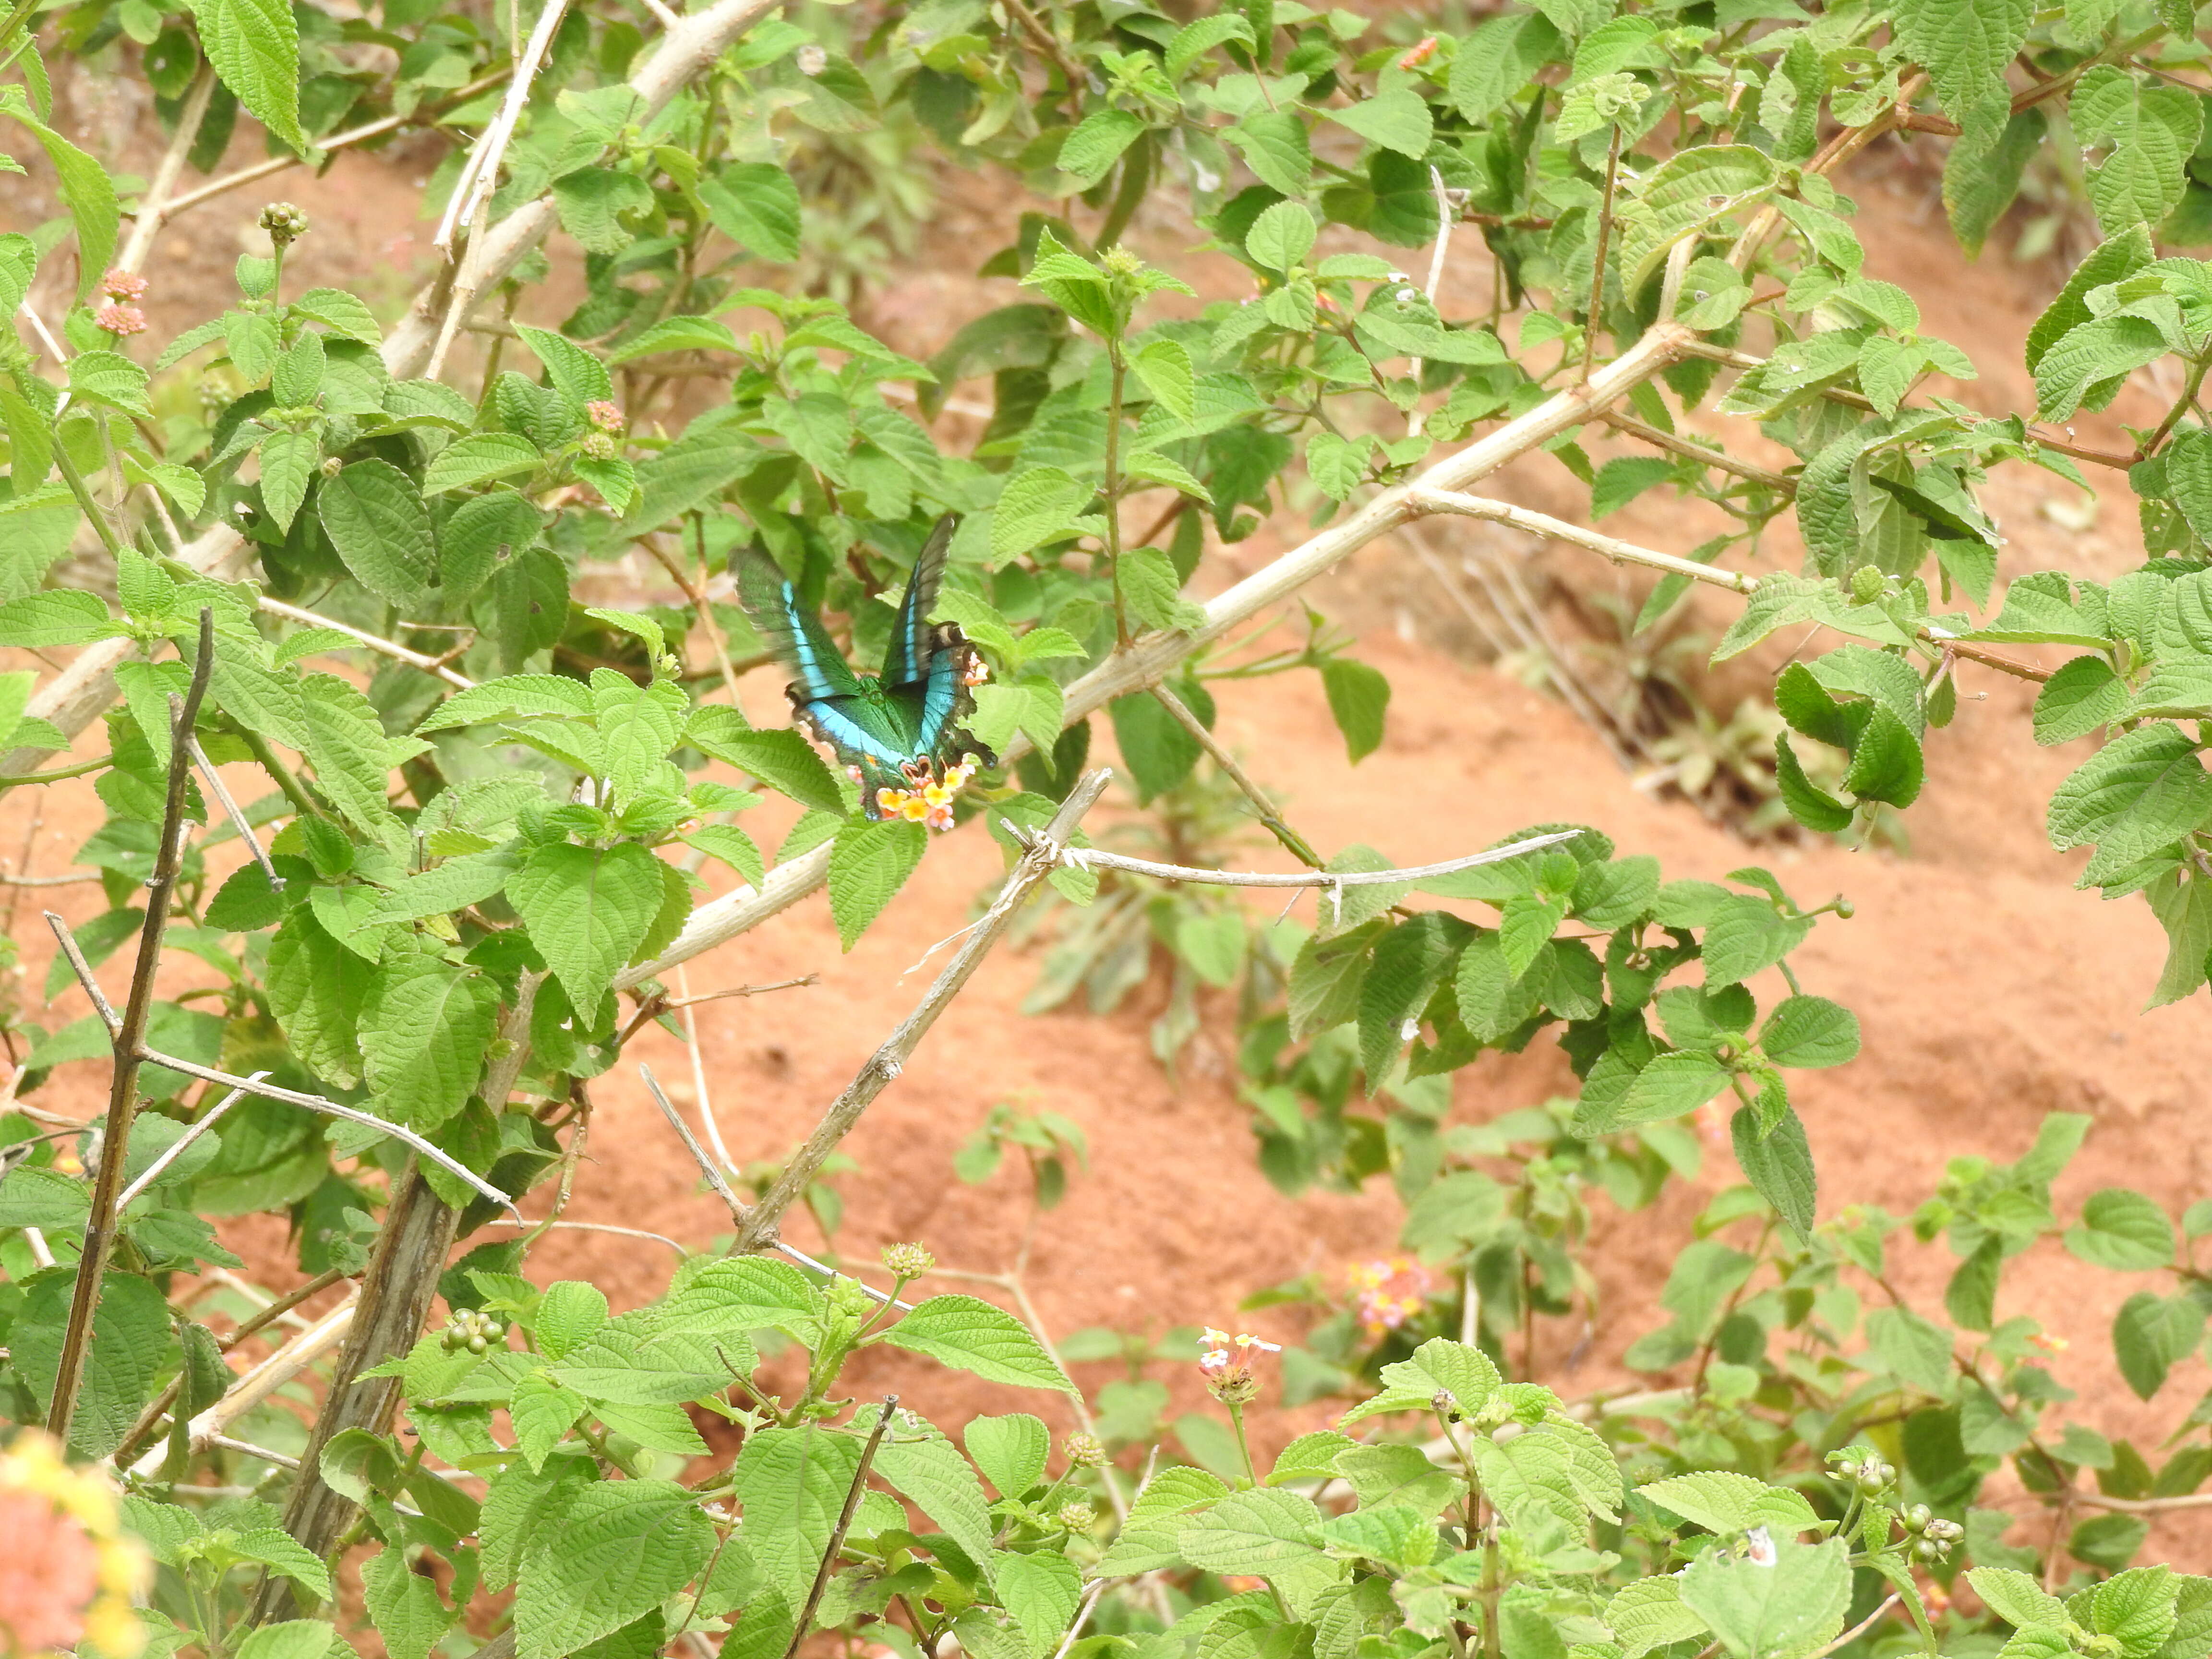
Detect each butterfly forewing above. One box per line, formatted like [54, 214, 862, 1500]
[735, 548, 863, 700]
[883, 515, 955, 689]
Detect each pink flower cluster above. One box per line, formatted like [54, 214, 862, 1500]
[1199, 1326, 1280, 1404]
[586, 399, 624, 433]
[1347, 1255, 1432, 1339]
[95, 270, 148, 338]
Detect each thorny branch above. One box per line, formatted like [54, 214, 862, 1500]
[729, 770, 1113, 1255]
[44, 610, 215, 1446]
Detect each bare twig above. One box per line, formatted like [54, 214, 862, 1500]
[1410, 489, 1759, 593]
[1806, 1595, 1899, 1659]
[1407, 164, 1455, 437]
[637, 1064, 912, 1307]
[45, 611, 215, 1445]
[130, 1050, 517, 1214]
[124, 1296, 358, 1478]
[427, 0, 572, 376]
[481, 1215, 691, 1253]
[667, 974, 818, 1009]
[112, 1072, 264, 1211]
[258, 597, 478, 690]
[147, 72, 514, 228]
[1597, 410, 1796, 492]
[1008, 825, 1581, 892]
[189, 738, 283, 891]
[118, 63, 218, 273]
[730, 772, 1113, 1254]
[1, 868, 100, 887]
[1580, 125, 1624, 384]
[1150, 683, 1322, 868]
[783, 1399, 899, 1659]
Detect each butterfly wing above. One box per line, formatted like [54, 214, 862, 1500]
[734, 546, 863, 701]
[888, 625, 998, 772]
[882, 515, 957, 689]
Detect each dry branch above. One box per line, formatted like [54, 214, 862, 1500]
[730, 770, 1112, 1254]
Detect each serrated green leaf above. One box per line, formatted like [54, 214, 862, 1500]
[879, 1294, 1077, 1395]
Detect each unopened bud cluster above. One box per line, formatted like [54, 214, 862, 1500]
[881, 1242, 935, 1281]
[1055, 1500, 1095, 1533]
[1899, 1503, 1963, 1561]
[259, 202, 311, 246]
[1061, 1432, 1106, 1468]
[1827, 1448, 1894, 1496]
[441, 1309, 506, 1354]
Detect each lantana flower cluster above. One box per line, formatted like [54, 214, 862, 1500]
[1198, 1327, 1280, 1405]
[94, 271, 148, 338]
[866, 753, 982, 832]
[0, 1430, 149, 1658]
[1347, 1255, 1432, 1339]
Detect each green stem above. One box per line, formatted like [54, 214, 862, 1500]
[53, 433, 127, 559]
[2138, 351, 2210, 460]
[236, 726, 326, 819]
[1104, 344, 1129, 644]
[0, 0, 39, 60]
[0, 753, 114, 789]
[1226, 1401, 1260, 1489]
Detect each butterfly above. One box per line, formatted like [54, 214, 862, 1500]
[735, 517, 996, 828]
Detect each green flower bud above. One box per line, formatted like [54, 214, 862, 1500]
[1062, 1433, 1106, 1469]
[1056, 1500, 1096, 1533]
[882, 1242, 936, 1281]
[259, 202, 311, 246]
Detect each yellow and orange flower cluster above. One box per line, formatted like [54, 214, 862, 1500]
[876, 754, 982, 832]
[0, 1430, 149, 1659]
[1348, 1255, 1432, 1339]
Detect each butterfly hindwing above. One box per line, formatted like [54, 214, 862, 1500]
[884, 515, 955, 689]
[735, 547, 862, 700]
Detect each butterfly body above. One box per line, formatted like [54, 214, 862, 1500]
[736, 517, 995, 825]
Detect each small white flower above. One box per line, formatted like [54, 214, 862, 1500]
[1743, 1525, 1777, 1568]
[1400, 1017, 1420, 1042]
[796, 42, 828, 75]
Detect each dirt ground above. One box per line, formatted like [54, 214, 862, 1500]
[7, 80, 2212, 1569]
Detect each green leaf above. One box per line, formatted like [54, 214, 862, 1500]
[1964, 1567, 2064, 1630]
[552, 168, 653, 255]
[964, 1413, 1049, 1498]
[698, 164, 801, 263]
[509, 1373, 587, 1470]
[1841, 704, 1923, 806]
[1678, 1537, 1850, 1659]
[12, 1269, 173, 1457]
[686, 715, 844, 815]
[995, 1549, 1083, 1659]
[1700, 895, 1812, 987]
[1758, 996, 1859, 1069]
[1338, 1336, 1501, 1426]
[237, 1623, 342, 1659]
[1607, 1577, 1710, 1659]
[2048, 724, 2212, 865]
[993, 467, 1090, 559]
[1176, 1487, 1327, 1577]
[508, 842, 669, 1010]
[861, 1404, 997, 1570]
[879, 1294, 1078, 1395]
[1131, 337, 1196, 421]
[1615, 146, 1777, 296]
[2034, 314, 2168, 422]
[1245, 202, 1317, 275]
[1635, 1470, 1821, 1539]
[1448, 12, 1561, 122]
[423, 433, 542, 495]
[0, 94, 121, 297]
[267, 908, 367, 1086]
[2113, 1291, 2176, 1400]
[1225, 110, 1312, 196]
[1166, 13, 1255, 79]
[1772, 734, 1853, 832]
[196, 0, 306, 150]
[318, 459, 434, 609]
[1615, 1049, 1731, 1126]
[257, 430, 319, 535]
[1325, 87, 1431, 158]
[2026, 226, 2156, 374]
[1893, 0, 2032, 137]
[1058, 108, 1145, 186]
[512, 1480, 715, 1659]
[1865, 1305, 1955, 1394]
[0, 589, 116, 647]
[1320, 657, 1389, 763]
[359, 953, 501, 1129]
[2066, 1189, 2176, 1271]
[2073, 66, 2203, 233]
[2034, 655, 2129, 745]
[827, 817, 927, 950]
[366, 1547, 455, 1659]
[1731, 1106, 1816, 1238]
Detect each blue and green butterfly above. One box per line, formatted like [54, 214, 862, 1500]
[735, 517, 997, 826]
